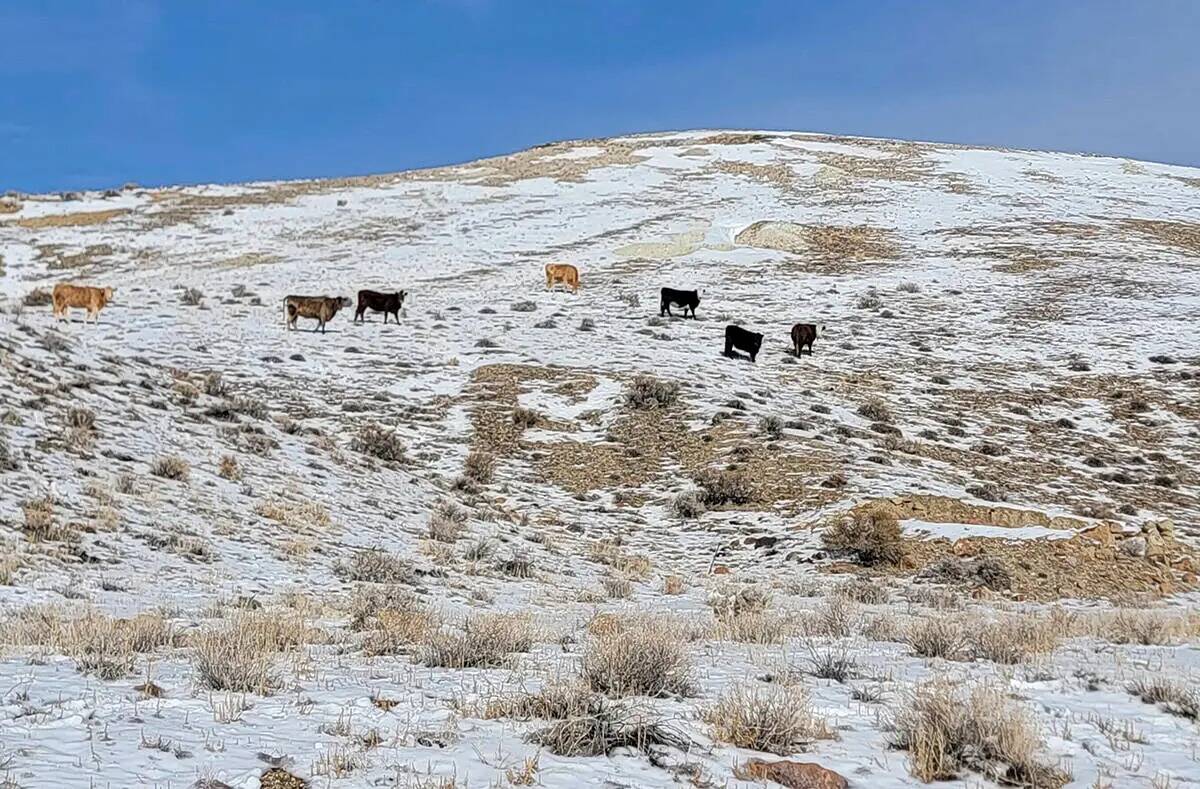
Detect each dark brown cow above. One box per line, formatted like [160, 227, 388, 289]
[790, 323, 824, 356]
[354, 289, 407, 324]
[283, 295, 352, 333]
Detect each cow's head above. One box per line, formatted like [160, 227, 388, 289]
[339, 296, 352, 308]
[397, 290, 407, 304]
[103, 287, 115, 302]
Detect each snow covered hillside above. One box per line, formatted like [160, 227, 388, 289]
[1, 130, 1198, 788]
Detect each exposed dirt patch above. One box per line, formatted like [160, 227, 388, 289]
[14, 209, 129, 229]
[711, 160, 795, 190]
[466, 364, 598, 457]
[1120, 218, 1200, 257]
[735, 221, 900, 264]
[35, 243, 117, 270]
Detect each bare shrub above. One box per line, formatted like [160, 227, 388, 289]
[0, 432, 19, 471]
[23, 288, 52, 307]
[822, 506, 905, 566]
[529, 700, 688, 757]
[970, 615, 1061, 665]
[422, 612, 534, 669]
[708, 585, 771, 619]
[602, 575, 633, 599]
[334, 548, 416, 584]
[704, 683, 833, 755]
[805, 643, 857, 682]
[485, 680, 596, 721]
[511, 406, 541, 428]
[498, 550, 535, 578]
[191, 614, 293, 694]
[180, 288, 204, 306]
[889, 679, 1070, 787]
[428, 500, 468, 543]
[462, 450, 495, 484]
[759, 415, 784, 439]
[1127, 676, 1199, 721]
[695, 468, 753, 506]
[670, 490, 706, 519]
[217, 454, 241, 480]
[1089, 608, 1199, 646]
[857, 397, 893, 422]
[800, 596, 860, 638]
[151, 455, 190, 481]
[906, 616, 969, 660]
[202, 372, 228, 397]
[624, 375, 680, 410]
[924, 555, 1012, 591]
[581, 619, 694, 698]
[510, 300, 537, 312]
[835, 576, 890, 605]
[352, 423, 406, 463]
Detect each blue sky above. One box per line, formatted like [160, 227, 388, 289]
[2, 0, 1198, 192]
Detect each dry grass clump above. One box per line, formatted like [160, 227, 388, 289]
[704, 683, 833, 755]
[889, 679, 1069, 787]
[662, 575, 686, 595]
[624, 375, 680, 409]
[150, 455, 190, 481]
[362, 605, 439, 657]
[428, 500, 468, 542]
[191, 612, 309, 694]
[0, 431, 19, 471]
[2, 606, 176, 680]
[970, 615, 1061, 665]
[217, 454, 241, 480]
[1127, 676, 1199, 721]
[485, 680, 597, 721]
[580, 618, 694, 698]
[823, 506, 905, 566]
[589, 539, 651, 580]
[255, 497, 332, 533]
[334, 548, 416, 585]
[1087, 607, 1200, 646]
[0, 552, 23, 585]
[21, 496, 69, 542]
[695, 468, 753, 506]
[352, 422, 407, 463]
[602, 575, 633, 599]
[906, 616, 970, 660]
[421, 612, 534, 669]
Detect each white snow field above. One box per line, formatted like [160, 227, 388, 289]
[1, 130, 1199, 788]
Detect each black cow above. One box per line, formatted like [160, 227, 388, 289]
[354, 289, 407, 324]
[790, 323, 824, 356]
[659, 287, 699, 319]
[724, 324, 763, 363]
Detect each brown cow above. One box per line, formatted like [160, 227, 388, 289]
[791, 323, 824, 356]
[544, 263, 579, 293]
[52, 283, 115, 324]
[284, 295, 352, 333]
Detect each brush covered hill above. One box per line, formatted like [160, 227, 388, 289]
[0, 131, 1198, 788]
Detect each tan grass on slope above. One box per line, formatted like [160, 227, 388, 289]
[15, 208, 129, 229]
[735, 220, 899, 262]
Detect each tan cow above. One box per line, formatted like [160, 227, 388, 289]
[284, 295, 352, 333]
[52, 283, 115, 324]
[544, 263, 579, 293]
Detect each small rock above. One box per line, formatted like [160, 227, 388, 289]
[1119, 536, 1147, 558]
[289, 353, 305, 362]
[737, 759, 848, 789]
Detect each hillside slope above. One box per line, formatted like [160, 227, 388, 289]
[1, 131, 1198, 788]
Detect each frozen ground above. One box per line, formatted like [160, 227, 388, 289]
[0, 130, 1198, 787]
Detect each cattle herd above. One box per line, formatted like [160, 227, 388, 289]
[42, 263, 822, 360]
